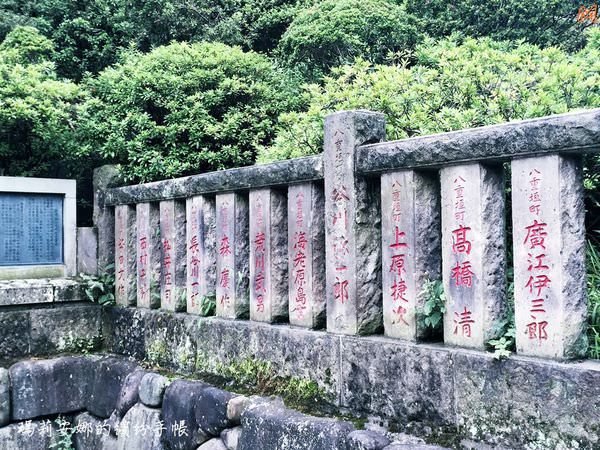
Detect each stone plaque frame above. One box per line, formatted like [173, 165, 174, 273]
[0, 176, 76, 279]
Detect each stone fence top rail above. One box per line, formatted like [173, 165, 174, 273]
[356, 108, 600, 174]
[105, 154, 323, 206]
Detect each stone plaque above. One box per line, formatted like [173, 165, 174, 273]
[288, 183, 326, 328]
[249, 189, 288, 323]
[115, 204, 136, 306]
[0, 193, 63, 266]
[159, 200, 186, 312]
[511, 155, 587, 359]
[440, 163, 506, 349]
[186, 195, 216, 315]
[323, 110, 386, 335]
[136, 202, 160, 309]
[381, 171, 440, 341]
[215, 193, 249, 319]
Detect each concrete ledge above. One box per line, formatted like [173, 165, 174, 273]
[0, 278, 85, 306]
[106, 155, 324, 206]
[103, 307, 600, 449]
[356, 108, 600, 174]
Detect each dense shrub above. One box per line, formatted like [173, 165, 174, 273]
[260, 31, 600, 162]
[404, 0, 589, 52]
[277, 0, 423, 80]
[77, 41, 302, 182]
[0, 27, 82, 177]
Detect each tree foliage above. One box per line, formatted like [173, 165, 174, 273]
[0, 26, 82, 177]
[278, 0, 423, 80]
[259, 31, 600, 162]
[78, 41, 302, 182]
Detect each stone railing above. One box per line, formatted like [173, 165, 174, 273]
[101, 108, 600, 360]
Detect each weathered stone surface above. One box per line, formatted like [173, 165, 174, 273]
[453, 351, 600, 449]
[144, 311, 198, 373]
[195, 387, 235, 436]
[10, 356, 94, 420]
[159, 200, 187, 312]
[139, 373, 169, 407]
[161, 380, 210, 450]
[50, 278, 86, 302]
[115, 204, 137, 306]
[226, 396, 250, 425]
[287, 182, 326, 329]
[347, 430, 391, 450]
[383, 444, 448, 450]
[0, 311, 30, 357]
[73, 411, 118, 450]
[440, 163, 506, 349]
[117, 403, 164, 450]
[356, 108, 600, 174]
[102, 307, 146, 360]
[87, 357, 141, 419]
[197, 438, 227, 450]
[239, 398, 354, 450]
[137, 202, 161, 309]
[339, 336, 455, 425]
[0, 279, 52, 306]
[215, 193, 249, 319]
[94, 164, 123, 271]
[511, 155, 587, 359]
[186, 195, 216, 315]
[30, 305, 102, 354]
[115, 368, 146, 417]
[249, 188, 288, 323]
[105, 155, 323, 205]
[323, 110, 386, 335]
[0, 368, 9, 426]
[380, 171, 440, 341]
[78, 227, 98, 275]
[0, 419, 59, 450]
[220, 427, 241, 450]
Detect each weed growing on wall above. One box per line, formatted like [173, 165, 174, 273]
[80, 263, 115, 306]
[417, 278, 446, 336]
[587, 241, 600, 358]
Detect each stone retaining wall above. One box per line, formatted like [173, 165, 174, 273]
[104, 307, 600, 450]
[0, 355, 444, 450]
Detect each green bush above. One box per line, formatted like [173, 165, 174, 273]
[78, 41, 302, 182]
[0, 26, 82, 177]
[260, 31, 600, 162]
[277, 0, 423, 80]
[404, 0, 589, 52]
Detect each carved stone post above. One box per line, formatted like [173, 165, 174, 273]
[186, 195, 216, 315]
[440, 163, 506, 349]
[215, 193, 249, 319]
[136, 202, 160, 308]
[511, 154, 587, 359]
[249, 189, 288, 323]
[381, 170, 441, 340]
[288, 182, 326, 328]
[115, 204, 136, 306]
[159, 200, 186, 312]
[323, 110, 386, 335]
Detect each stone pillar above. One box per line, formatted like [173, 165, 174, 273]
[186, 195, 216, 315]
[249, 189, 288, 323]
[77, 227, 98, 275]
[115, 204, 136, 306]
[511, 154, 587, 359]
[323, 110, 386, 335]
[215, 193, 249, 319]
[440, 163, 506, 349]
[381, 171, 441, 340]
[93, 165, 123, 272]
[288, 182, 326, 328]
[136, 202, 161, 309]
[159, 200, 186, 312]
